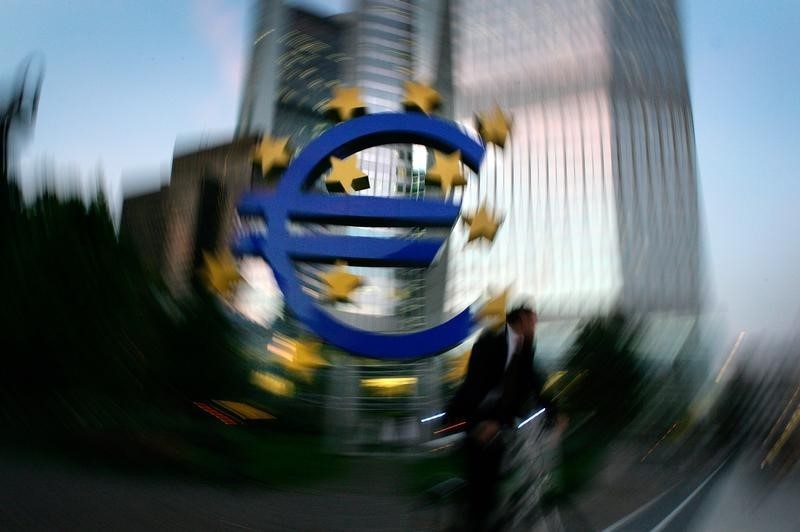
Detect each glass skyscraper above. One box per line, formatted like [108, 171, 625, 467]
[446, 0, 702, 332]
[237, 2, 348, 149]
[235, 0, 703, 353]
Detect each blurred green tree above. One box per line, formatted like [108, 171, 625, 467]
[0, 183, 246, 429]
[543, 313, 646, 508]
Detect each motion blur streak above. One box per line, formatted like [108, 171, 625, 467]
[2, 1, 799, 530]
[517, 408, 546, 429]
[716, 330, 746, 383]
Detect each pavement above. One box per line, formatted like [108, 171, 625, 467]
[1, 454, 422, 531]
[685, 451, 800, 531]
[595, 445, 800, 532]
[3, 441, 797, 531]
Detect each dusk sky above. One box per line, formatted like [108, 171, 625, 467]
[1, 0, 798, 341]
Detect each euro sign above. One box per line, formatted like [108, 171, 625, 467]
[235, 113, 485, 360]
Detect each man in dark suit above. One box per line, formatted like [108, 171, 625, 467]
[445, 303, 550, 530]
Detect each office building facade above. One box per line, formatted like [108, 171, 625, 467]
[446, 0, 702, 325]
[120, 137, 258, 298]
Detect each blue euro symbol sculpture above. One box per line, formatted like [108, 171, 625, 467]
[235, 113, 485, 360]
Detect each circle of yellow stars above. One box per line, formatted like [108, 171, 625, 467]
[245, 83, 513, 305]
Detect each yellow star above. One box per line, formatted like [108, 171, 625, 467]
[321, 261, 363, 302]
[462, 202, 503, 243]
[277, 339, 329, 382]
[324, 86, 366, 121]
[476, 289, 509, 328]
[325, 156, 370, 193]
[426, 150, 466, 198]
[476, 105, 512, 147]
[295, 340, 328, 369]
[201, 250, 242, 296]
[402, 81, 442, 114]
[444, 350, 472, 383]
[253, 136, 291, 176]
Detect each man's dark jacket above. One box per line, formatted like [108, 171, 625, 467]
[446, 327, 548, 428]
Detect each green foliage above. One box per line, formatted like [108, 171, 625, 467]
[161, 292, 248, 400]
[560, 314, 645, 427]
[0, 182, 246, 427]
[545, 313, 647, 506]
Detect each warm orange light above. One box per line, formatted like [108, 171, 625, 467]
[360, 377, 418, 397]
[250, 371, 295, 397]
[434, 421, 466, 434]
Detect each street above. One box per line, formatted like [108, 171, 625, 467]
[3, 445, 798, 531]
